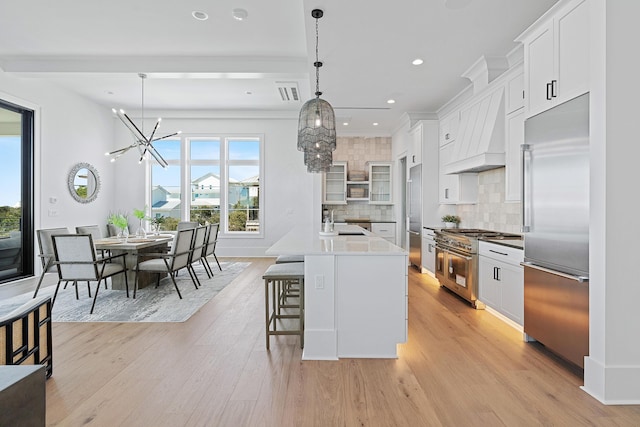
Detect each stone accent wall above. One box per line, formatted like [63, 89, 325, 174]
[456, 167, 522, 234]
[323, 136, 394, 221]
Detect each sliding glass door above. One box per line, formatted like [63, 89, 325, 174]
[0, 99, 34, 283]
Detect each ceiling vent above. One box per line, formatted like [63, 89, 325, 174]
[276, 82, 300, 102]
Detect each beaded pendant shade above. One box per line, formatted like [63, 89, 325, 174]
[297, 9, 336, 173]
[304, 146, 333, 173]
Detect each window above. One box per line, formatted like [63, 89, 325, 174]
[150, 139, 181, 231]
[149, 135, 262, 235]
[0, 99, 34, 283]
[190, 138, 221, 226]
[227, 138, 260, 233]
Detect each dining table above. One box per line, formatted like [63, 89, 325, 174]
[94, 235, 174, 290]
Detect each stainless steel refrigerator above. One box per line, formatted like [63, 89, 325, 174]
[408, 164, 422, 268]
[522, 92, 589, 368]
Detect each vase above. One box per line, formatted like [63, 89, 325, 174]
[444, 222, 457, 228]
[117, 227, 129, 242]
[135, 219, 147, 238]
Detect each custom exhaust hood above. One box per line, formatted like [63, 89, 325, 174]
[443, 56, 507, 175]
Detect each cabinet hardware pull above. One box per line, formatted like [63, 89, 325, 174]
[445, 188, 449, 199]
[493, 266, 497, 280]
[551, 80, 557, 98]
[546, 82, 553, 100]
[496, 267, 501, 281]
[489, 249, 508, 256]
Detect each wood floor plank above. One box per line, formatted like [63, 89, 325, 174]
[3, 256, 636, 426]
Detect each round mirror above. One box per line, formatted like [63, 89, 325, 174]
[68, 162, 100, 203]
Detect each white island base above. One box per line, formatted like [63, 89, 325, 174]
[267, 225, 408, 360]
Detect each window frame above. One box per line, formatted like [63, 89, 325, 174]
[0, 98, 35, 284]
[148, 133, 264, 238]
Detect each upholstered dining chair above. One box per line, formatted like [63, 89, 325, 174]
[76, 224, 111, 259]
[201, 223, 221, 277]
[177, 221, 198, 231]
[51, 234, 129, 314]
[132, 228, 197, 299]
[187, 226, 207, 286]
[33, 227, 71, 299]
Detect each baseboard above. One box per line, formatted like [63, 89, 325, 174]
[583, 357, 640, 404]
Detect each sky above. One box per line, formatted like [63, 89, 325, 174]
[0, 136, 20, 207]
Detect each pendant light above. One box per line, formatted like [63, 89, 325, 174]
[107, 73, 181, 168]
[297, 9, 336, 173]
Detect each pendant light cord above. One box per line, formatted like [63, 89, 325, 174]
[315, 17, 320, 98]
[139, 73, 145, 135]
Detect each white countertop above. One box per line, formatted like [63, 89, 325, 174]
[266, 224, 406, 256]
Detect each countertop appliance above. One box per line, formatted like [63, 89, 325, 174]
[407, 165, 422, 268]
[435, 228, 522, 308]
[522, 93, 589, 369]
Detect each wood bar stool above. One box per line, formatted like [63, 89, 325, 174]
[275, 255, 304, 301]
[263, 262, 305, 350]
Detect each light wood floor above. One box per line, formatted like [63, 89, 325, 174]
[7, 257, 640, 426]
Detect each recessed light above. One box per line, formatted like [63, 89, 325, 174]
[192, 11, 209, 21]
[387, 99, 396, 104]
[373, 122, 379, 126]
[343, 122, 349, 126]
[412, 58, 424, 65]
[245, 91, 252, 95]
[232, 8, 248, 21]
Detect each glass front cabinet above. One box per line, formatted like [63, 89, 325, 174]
[368, 162, 392, 204]
[323, 161, 347, 204]
[323, 161, 392, 204]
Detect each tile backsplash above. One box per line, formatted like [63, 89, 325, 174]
[323, 136, 394, 221]
[456, 167, 522, 234]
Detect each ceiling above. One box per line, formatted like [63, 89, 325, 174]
[0, 0, 558, 135]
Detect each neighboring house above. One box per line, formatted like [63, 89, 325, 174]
[151, 185, 181, 219]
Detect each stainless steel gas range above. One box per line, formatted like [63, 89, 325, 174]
[435, 228, 521, 309]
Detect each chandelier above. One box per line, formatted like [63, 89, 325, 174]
[297, 9, 336, 173]
[106, 73, 181, 168]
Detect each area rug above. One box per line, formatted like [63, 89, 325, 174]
[0, 261, 249, 323]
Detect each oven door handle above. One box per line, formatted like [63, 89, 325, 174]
[437, 247, 473, 261]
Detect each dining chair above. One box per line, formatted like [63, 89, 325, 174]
[51, 234, 129, 314]
[132, 228, 197, 299]
[187, 226, 207, 286]
[33, 227, 72, 299]
[201, 223, 221, 277]
[177, 221, 198, 231]
[107, 223, 130, 237]
[76, 225, 110, 259]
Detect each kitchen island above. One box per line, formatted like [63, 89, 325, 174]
[266, 224, 407, 360]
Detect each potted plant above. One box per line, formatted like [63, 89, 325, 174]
[441, 215, 460, 229]
[107, 213, 129, 241]
[133, 207, 148, 238]
[149, 215, 166, 236]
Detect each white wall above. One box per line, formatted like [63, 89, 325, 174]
[109, 113, 317, 257]
[0, 71, 117, 272]
[583, 0, 640, 404]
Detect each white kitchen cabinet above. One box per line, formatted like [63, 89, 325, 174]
[368, 162, 392, 204]
[421, 228, 436, 276]
[439, 142, 478, 204]
[478, 241, 524, 325]
[372, 222, 396, 245]
[439, 111, 459, 147]
[408, 121, 424, 165]
[506, 70, 524, 114]
[323, 161, 347, 204]
[505, 109, 525, 202]
[517, 0, 589, 118]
